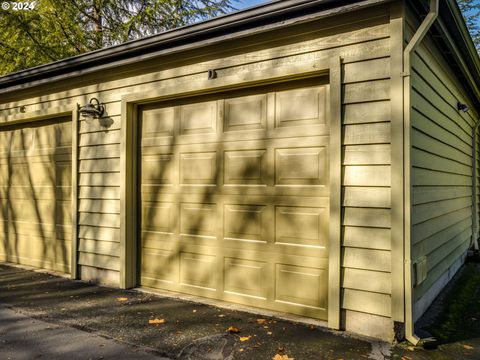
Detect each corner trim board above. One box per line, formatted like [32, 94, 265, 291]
[389, 0, 405, 324]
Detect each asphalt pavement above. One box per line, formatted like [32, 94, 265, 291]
[0, 263, 479, 360]
[0, 305, 165, 360]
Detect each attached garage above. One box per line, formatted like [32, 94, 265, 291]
[139, 79, 331, 319]
[0, 0, 479, 343]
[0, 117, 72, 273]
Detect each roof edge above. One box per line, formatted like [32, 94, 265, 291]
[0, 0, 390, 92]
[443, 0, 480, 107]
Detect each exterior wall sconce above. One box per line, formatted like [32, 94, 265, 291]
[457, 101, 469, 113]
[78, 98, 105, 118]
[208, 69, 217, 80]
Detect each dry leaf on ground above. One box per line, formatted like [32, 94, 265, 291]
[149, 318, 165, 325]
[116, 297, 128, 301]
[240, 336, 251, 342]
[463, 344, 474, 350]
[257, 319, 268, 325]
[226, 326, 240, 334]
[272, 354, 294, 360]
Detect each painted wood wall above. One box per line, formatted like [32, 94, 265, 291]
[406, 6, 479, 321]
[0, 5, 395, 338]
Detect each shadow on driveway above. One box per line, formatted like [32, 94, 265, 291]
[1, 263, 480, 359]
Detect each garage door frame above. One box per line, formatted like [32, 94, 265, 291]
[120, 57, 342, 329]
[0, 104, 79, 278]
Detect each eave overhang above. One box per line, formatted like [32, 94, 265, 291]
[0, 0, 390, 94]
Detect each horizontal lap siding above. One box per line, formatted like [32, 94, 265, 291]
[77, 120, 121, 270]
[0, 11, 393, 318]
[340, 42, 392, 317]
[410, 30, 476, 311]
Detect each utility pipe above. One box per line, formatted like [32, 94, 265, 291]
[403, 0, 439, 346]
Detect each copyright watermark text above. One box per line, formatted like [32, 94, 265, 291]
[2, 2, 37, 11]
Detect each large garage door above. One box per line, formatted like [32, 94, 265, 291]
[0, 117, 72, 273]
[140, 79, 330, 319]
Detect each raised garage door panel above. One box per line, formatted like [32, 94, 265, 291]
[0, 118, 72, 273]
[140, 79, 329, 319]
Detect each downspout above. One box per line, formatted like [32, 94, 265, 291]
[403, 0, 439, 346]
[471, 122, 480, 251]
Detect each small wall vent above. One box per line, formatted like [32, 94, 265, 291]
[414, 257, 428, 286]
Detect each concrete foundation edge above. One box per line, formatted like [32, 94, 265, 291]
[413, 250, 467, 322]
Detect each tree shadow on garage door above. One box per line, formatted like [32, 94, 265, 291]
[0, 117, 72, 275]
[139, 78, 330, 320]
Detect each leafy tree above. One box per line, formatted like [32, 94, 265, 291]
[0, 0, 233, 75]
[458, 0, 480, 52]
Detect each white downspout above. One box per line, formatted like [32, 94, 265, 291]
[403, 0, 439, 346]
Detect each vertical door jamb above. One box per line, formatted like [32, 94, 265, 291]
[328, 56, 342, 330]
[120, 100, 137, 288]
[70, 107, 79, 279]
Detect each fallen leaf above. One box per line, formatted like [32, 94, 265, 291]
[149, 318, 165, 325]
[407, 346, 415, 351]
[240, 336, 251, 342]
[463, 345, 474, 350]
[218, 314, 225, 318]
[226, 326, 240, 334]
[257, 318, 268, 325]
[192, 309, 197, 313]
[239, 349, 244, 352]
[401, 357, 412, 360]
[272, 354, 294, 360]
[267, 331, 273, 335]
[309, 325, 315, 330]
[116, 297, 128, 302]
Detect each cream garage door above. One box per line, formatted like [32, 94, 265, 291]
[0, 117, 72, 273]
[140, 79, 330, 319]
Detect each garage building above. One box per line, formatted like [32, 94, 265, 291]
[0, 0, 479, 342]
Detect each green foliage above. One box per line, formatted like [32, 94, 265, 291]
[0, 0, 234, 75]
[457, 0, 480, 53]
[426, 263, 480, 343]
[1, 1, 477, 76]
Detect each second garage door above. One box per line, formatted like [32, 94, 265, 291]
[0, 117, 72, 273]
[139, 79, 330, 319]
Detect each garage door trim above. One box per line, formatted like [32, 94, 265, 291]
[0, 105, 79, 279]
[120, 57, 342, 328]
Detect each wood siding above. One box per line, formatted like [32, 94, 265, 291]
[0, 7, 393, 322]
[407, 9, 478, 319]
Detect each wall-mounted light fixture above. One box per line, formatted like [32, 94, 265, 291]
[457, 101, 470, 113]
[207, 69, 217, 80]
[78, 98, 105, 118]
